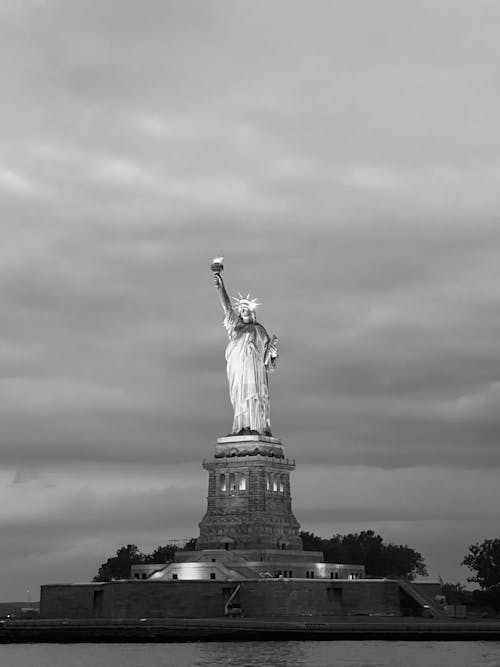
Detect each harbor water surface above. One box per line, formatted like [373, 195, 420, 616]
[1, 641, 500, 667]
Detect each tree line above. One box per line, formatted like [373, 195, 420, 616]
[301, 529, 427, 580]
[460, 537, 500, 612]
[93, 530, 426, 581]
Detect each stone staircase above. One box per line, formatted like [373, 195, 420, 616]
[399, 581, 447, 617]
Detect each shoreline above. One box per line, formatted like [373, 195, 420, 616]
[2, 617, 500, 643]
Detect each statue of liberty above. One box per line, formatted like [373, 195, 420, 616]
[212, 257, 278, 436]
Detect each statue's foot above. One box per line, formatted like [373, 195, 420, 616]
[234, 427, 262, 436]
[231, 427, 274, 437]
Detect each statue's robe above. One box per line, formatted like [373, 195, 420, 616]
[223, 309, 277, 435]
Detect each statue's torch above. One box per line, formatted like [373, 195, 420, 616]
[211, 255, 224, 275]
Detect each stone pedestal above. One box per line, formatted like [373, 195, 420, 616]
[197, 435, 303, 551]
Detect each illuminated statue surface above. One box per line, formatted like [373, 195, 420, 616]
[212, 258, 278, 436]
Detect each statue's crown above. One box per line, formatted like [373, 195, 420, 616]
[232, 293, 261, 312]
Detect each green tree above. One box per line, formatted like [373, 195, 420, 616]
[462, 538, 500, 589]
[382, 543, 427, 579]
[300, 531, 326, 552]
[142, 545, 177, 564]
[300, 529, 427, 580]
[93, 544, 144, 582]
[182, 537, 197, 551]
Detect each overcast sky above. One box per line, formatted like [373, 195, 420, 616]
[1, 0, 500, 601]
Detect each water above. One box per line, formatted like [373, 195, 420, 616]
[1, 642, 500, 667]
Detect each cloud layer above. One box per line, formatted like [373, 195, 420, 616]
[1, 0, 500, 598]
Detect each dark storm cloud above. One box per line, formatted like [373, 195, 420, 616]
[0, 466, 204, 590]
[1, 0, 500, 597]
[0, 478, 201, 550]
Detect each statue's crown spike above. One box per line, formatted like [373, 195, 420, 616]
[231, 293, 261, 312]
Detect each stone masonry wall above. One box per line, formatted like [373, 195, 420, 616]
[40, 580, 402, 619]
[198, 450, 302, 550]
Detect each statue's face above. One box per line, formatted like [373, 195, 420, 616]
[239, 307, 252, 323]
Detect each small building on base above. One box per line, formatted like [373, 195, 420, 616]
[131, 549, 364, 582]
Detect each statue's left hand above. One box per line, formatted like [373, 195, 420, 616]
[268, 342, 278, 357]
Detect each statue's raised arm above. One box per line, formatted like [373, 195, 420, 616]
[214, 272, 232, 317]
[211, 257, 278, 437]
